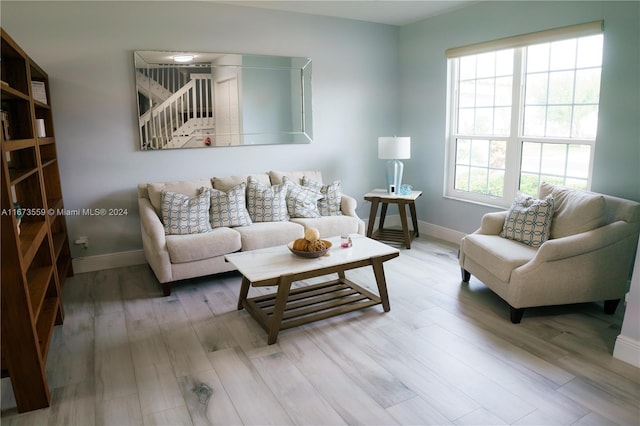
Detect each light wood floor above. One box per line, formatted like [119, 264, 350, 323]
[2, 236, 639, 425]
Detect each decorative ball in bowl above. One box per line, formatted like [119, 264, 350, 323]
[287, 239, 332, 258]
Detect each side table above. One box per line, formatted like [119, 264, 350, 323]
[364, 189, 422, 249]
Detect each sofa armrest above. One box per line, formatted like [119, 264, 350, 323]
[341, 194, 366, 235]
[476, 211, 508, 235]
[340, 194, 358, 217]
[138, 197, 172, 283]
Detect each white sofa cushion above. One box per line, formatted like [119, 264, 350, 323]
[539, 182, 606, 238]
[166, 227, 241, 263]
[208, 183, 252, 228]
[213, 174, 270, 192]
[234, 221, 304, 251]
[161, 190, 212, 235]
[501, 194, 555, 247]
[290, 216, 361, 239]
[246, 176, 289, 222]
[269, 170, 323, 185]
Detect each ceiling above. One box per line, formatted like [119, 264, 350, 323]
[215, 1, 476, 26]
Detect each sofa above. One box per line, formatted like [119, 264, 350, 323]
[459, 182, 640, 323]
[138, 170, 365, 296]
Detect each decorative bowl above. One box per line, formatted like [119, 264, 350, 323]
[287, 240, 332, 258]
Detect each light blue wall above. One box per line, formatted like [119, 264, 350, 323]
[399, 1, 640, 234]
[1, 1, 399, 257]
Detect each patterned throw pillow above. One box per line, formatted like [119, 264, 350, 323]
[207, 183, 252, 228]
[501, 194, 555, 247]
[283, 177, 323, 218]
[246, 176, 289, 222]
[302, 177, 343, 216]
[161, 189, 212, 235]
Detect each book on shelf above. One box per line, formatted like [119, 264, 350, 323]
[31, 81, 47, 104]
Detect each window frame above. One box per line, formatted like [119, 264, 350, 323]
[444, 21, 603, 208]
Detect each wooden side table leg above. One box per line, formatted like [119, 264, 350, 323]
[268, 275, 293, 345]
[237, 276, 250, 310]
[371, 257, 391, 312]
[409, 202, 419, 237]
[366, 198, 380, 237]
[379, 202, 389, 230]
[398, 201, 411, 249]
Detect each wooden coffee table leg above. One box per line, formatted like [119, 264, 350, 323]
[268, 275, 293, 345]
[237, 276, 250, 310]
[371, 257, 391, 312]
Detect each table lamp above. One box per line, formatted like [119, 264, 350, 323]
[378, 136, 411, 194]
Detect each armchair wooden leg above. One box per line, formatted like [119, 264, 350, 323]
[510, 307, 524, 324]
[162, 282, 172, 297]
[461, 268, 471, 283]
[604, 299, 620, 315]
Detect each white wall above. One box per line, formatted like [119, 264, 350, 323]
[1, 1, 400, 258]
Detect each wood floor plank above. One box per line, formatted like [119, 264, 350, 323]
[377, 323, 537, 424]
[177, 369, 243, 426]
[94, 312, 138, 402]
[48, 379, 97, 426]
[141, 405, 193, 426]
[250, 351, 347, 425]
[277, 330, 400, 425]
[95, 394, 143, 426]
[206, 347, 294, 425]
[386, 396, 453, 425]
[304, 321, 417, 408]
[162, 325, 214, 377]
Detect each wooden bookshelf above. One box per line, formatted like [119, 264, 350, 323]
[1, 28, 73, 412]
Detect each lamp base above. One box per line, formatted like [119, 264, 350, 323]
[386, 159, 404, 194]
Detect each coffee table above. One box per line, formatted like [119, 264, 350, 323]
[225, 235, 399, 344]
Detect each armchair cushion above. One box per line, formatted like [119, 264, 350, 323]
[539, 182, 605, 238]
[500, 194, 555, 247]
[463, 234, 538, 282]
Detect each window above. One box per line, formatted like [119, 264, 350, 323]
[445, 22, 603, 206]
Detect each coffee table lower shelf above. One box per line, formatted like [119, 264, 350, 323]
[242, 277, 383, 340]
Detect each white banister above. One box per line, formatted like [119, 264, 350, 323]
[139, 74, 214, 149]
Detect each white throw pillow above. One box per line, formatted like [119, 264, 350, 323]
[501, 194, 555, 247]
[246, 176, 289, 222]
[302, 177, 343, 216]
[207, 183, 252, 228]
[283, 176, 322, 218]
[161, 189, 212, 235]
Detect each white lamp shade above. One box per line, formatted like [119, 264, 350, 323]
[378, 137, 411, 160]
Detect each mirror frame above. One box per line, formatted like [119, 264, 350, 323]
[134, 51, 313, 150]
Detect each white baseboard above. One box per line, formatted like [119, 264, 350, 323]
[72, 249, 146, 274]
[613, 335, 640, 368]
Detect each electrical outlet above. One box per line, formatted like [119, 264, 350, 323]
[74, 236, 89, 250]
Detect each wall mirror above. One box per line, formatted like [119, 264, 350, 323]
[134, 51, 312, 150]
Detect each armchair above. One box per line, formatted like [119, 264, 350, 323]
[459, 183, 640, 323]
